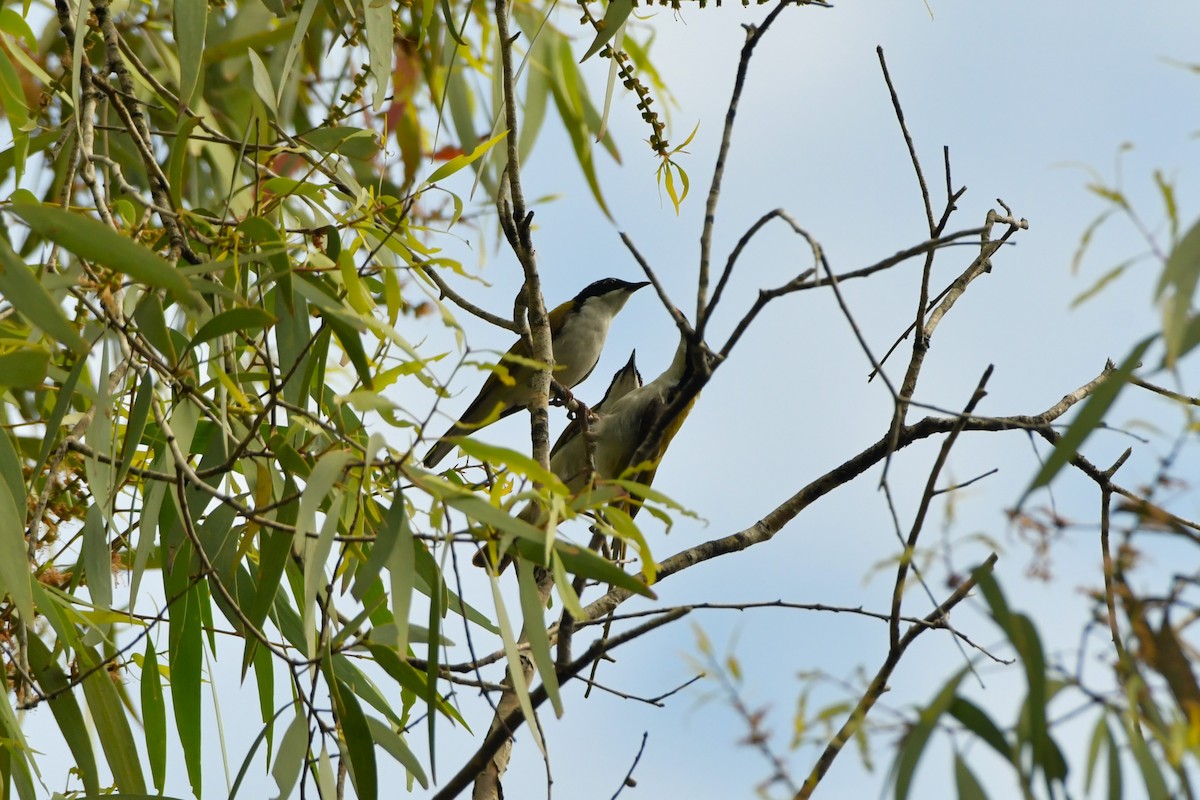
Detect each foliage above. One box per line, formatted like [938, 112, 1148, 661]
[0, 0, 672, 796]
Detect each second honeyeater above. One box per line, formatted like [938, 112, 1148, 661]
[475, 338, 697, 571]
[422, 277, 650, 468]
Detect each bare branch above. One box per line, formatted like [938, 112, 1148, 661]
[796, 553, 999, 798]
[697, 1, 794, 327]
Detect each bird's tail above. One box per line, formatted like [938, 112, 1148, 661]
[421, 421, 469, 468]
[421, 391, 517, 468]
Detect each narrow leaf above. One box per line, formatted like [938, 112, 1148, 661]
[141, 639, 167, 792]
[331, 678, 378, 800]
[78, 645, 147, 794]
[0, 239, 88, 354]
[424, 130, 508, 185]
[174, 0, 207, 106]
[362, 0, 392, 109]
[1023, 335, 1154, 500]
[247, 49, 278, 117]
[12, 203, 201, 309]
[0, 452, 33, 623]
[27, 636, 99, 797]
[580, 0, 633, 62]
[271, 711, 308, 800]
[517, 558, 562, 716]
[190, 307, 276, 349]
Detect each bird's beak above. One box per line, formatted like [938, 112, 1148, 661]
[632, 281, 651, 291]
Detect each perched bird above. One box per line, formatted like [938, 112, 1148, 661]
[549, 349, 643, 462]
[551, 336, 694, 510]
[472, 351, 643, 570]
[476, 338, 697, 570]
[422, 277, 650, 468]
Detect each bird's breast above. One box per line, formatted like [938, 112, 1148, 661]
[552, 304, 613, 387]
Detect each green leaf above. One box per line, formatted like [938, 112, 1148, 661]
[167, 116, 199, 209]
[352, 496, 404, 602]
[331, 677, 378, 800]
[228, 702, 290, 800]
[303, 492, 343, 656]
[424, 130, 508, 185]
[326, 313, 375, 389]
[81, 505, 112, 613]
[451, 439, 567, 490]
[947, 698, 1009, 762]
[0, 40, 30, 182]
[362, 0, 392, 109]
[580, 0, 633, 62]
[277, 0, 320, 110]
[78, 645, 147, 794]
[270, 710, 308, 800]
[132, 291, 180, 364]
[34, 352, 86, 477]
[0, 428, 25, 517]
[364, 717, 428, 788]
[549, 37, 611, 219]
[1023, 334, 1154, 501]
[169, 585, 204, 797]
[509, 536, 656, 599]
[363, 642, 465, 727]
[174, 0, 207, 106]
[294, 450, 352, 554]
[0, 239, 88, 354]
[116, 370, 153, 488]
[953, 755, 989, 800]
[488, 573, 546, 758]
[1085, 712, 1110, 797]
[331, 655, 405, 729]
[518, 30, 551, 163]
[27, 635, 100, 797]
[247, 484, 295, 637]
[0, 347, 48, 388]
[317, 745, 337, 800]
[1126, 717, 1170, 800]
[189, 307, 276, 349]
[247, 48, 277, 117]
[1105, 720, 1122, 800]
[141, 638, 167, 792]
[12, 203, 202, 309]
[892, 668, 968, 800]
[1070, 259, 1134, 309]
[301, 127, 381, 161]
[1157, 217, 1200, 366]
[972, 566, 1012, 633]
[517, 558, 562, 716]
[252, 640, 275, 759]
[0, 448, 33, 624]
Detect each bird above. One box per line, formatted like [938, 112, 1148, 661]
[551, 336, 695, 518]
[475, 337, 697, 571]
[471, 350, 643, 570]
[422, 277, 650, 468]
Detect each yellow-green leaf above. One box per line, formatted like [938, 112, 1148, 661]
[424, 130, 508, 185]
[0, 239, 88, 354]
[174, 0, 207, 106]
[78, 645, 147, 794]
[12, 203, 202, 309]
[0, 347, 48, 388]
[190, 307, 276, 349]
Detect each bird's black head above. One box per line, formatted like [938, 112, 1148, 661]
[573, 277, 651, 304]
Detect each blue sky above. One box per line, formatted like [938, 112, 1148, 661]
[414, 2, 1200, 798]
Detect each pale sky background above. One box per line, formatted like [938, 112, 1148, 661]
[19, 1, 1200, 799]
[413, 2, 1200, 798]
